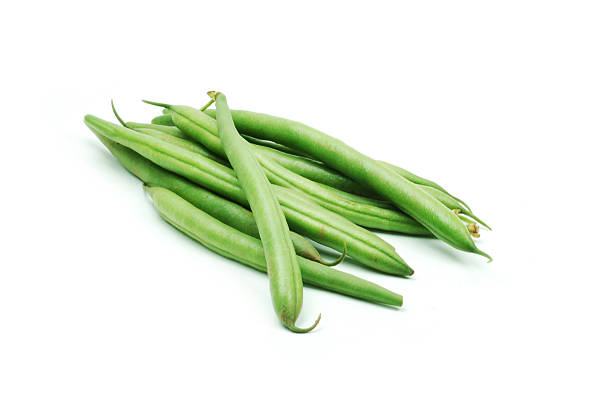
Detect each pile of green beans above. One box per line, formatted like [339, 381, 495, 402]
[86, 92, 490, 333]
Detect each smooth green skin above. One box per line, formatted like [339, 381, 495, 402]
[145, 186, 403, 307]
[84, 115, 411, 275]
[95, 133, 324, 263]
[213, 93, 317, 333]
[151, 114, 175, 126]
[147, 104, 424, 236]
[202, 109, 490, 260]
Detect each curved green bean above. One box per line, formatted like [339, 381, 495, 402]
[145, 186, 403, 307]
[211, 91, 317, 333]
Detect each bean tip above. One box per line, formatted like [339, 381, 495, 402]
[321, 241, 347, 267]
[285, 313, 321, 333]
[142, 99, 171, 109]
[474, 249, 492, 263]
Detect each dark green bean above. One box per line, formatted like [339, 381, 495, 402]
[211, 91, 318, 332]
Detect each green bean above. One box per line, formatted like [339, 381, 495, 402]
[212, 92, 321, 332]
[200, 109, 490, 260]
[145, 186, 403, 307]
[95, 133, 333, 264]
[84, 115, 411, 275]
[142, 102, 426, 236]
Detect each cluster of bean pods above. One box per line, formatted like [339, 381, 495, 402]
[85, 92, 490, 333]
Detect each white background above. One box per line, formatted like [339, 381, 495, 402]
[2, 1, 611, 414]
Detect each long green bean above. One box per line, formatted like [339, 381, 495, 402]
[212, 92, 317, 332]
